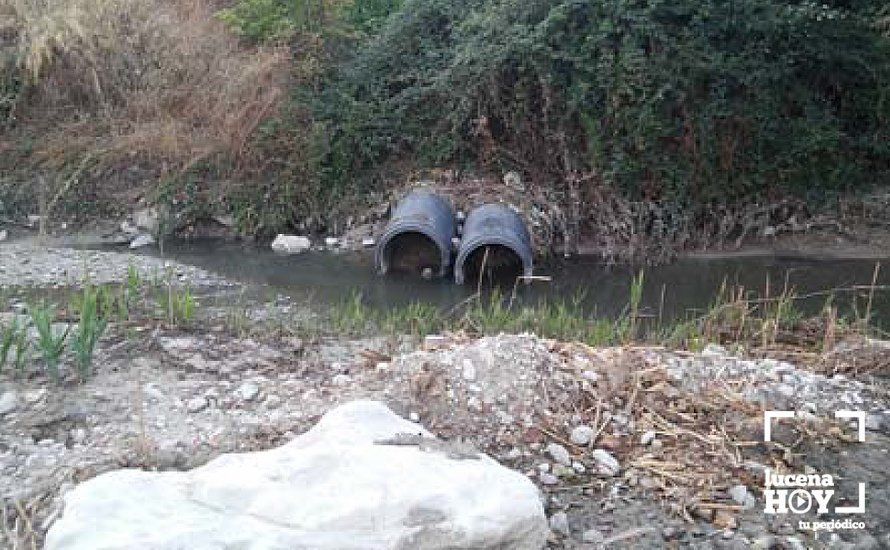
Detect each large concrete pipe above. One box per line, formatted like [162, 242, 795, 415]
[455, 203, 533, 285]
[375, 190, 456, 278]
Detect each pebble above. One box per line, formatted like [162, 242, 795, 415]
[546, 443, 572, 466]
[234, 382, 260, 402]
[263, 395, 282, 410]
[854, 534, 880, 550]
[129, 234, 156, 249]
[750, 535, 776, 550]
[185, 396, 209, 413]
[70, 428, 88, 445]
[0, 391, 19, 415]
[662, 526, 682, 540]
[549, 511, 570, 537]
[332, 374, 352, 387]
[728, 484, 755, 509]
[591, 449, 620, 476]
[640, 430, 657, 446]
[461, 360, 476, 382]
[582, 528, 605, 544]
[569, 425, 594, 446]
[539, 473, 559, 486]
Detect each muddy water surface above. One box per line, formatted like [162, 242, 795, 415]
[143, 239, 890, 328]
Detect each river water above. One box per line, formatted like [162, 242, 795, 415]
[146, 240, 890, 329]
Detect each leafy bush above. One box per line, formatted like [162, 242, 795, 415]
[315, 0, 890, 205]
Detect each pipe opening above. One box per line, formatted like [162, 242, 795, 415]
[463, 244, 523, 285]
[382, 231, 442, 279]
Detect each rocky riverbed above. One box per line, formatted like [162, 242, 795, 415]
[1, 242, 889, 549]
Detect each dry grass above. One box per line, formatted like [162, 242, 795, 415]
[3, 0, 288, 173]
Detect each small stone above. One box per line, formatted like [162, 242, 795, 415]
[569, 425, 594, 446]
[591, 449, 620, 476]
[324, 237, 339, 247]
[0, 229, 7, 242]
[129, 234, 155, 249]
[185, 397, 209, 413]
[234, 382, 260, 402]
[270, 235, 311, 255]
[462, 360, 476, 382]
[582, 529, 605, 544]
[640, 430, 657, 446]
[70, 428, 88, 445]
[331, 374, 351, 387]
[361, 237, 375, 248]
[581, 371, 599, 384]
[702, 343, 727, 357]
[539, 473, 559, 486]
[853, 534, 880, 550]
[0, 391, 19, 415]
[552, 465, 574, 478]
[408, 412, 420, 422]
[263, 395, 282, 410]
[549, 512, 570, 537]
[504, 448, 522, 461]
[662, 526, 682, 541]
[728, 485, 755, 509]
[750, 535, 776, 550]
[713, 510, 737, 530]
[546, 443, 572, 466]
[571, 461, 586, 474]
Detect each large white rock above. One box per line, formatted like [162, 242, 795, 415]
[270, 234, 311, 255]
[45, 401, 547, 550]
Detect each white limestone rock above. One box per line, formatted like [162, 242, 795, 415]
[270, 234, 311, 255]
[46, 401, 547, 550]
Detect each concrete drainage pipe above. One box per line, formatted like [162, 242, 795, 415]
[454, 203, 533, 285]
[375, 190, 456, 279]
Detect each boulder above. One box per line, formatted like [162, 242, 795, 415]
[271, 234, 312, 255]
[45, 401, 547, 550]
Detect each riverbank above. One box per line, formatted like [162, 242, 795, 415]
[0, 240, 888, 548]
[2, 329, 888, 548]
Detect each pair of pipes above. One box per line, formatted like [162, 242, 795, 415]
[374, 190, 534, 284]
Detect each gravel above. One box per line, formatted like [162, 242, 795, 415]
[0, 243, 234, 289]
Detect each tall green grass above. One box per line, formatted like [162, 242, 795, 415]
[29, 302, 69, 381]
[71, 285, 108, 380]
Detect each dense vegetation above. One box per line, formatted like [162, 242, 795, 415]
[1, 0, 888, 253]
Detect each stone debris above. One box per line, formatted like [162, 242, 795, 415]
[44, 401, 548, 550]
[0, 243, 232, 289]
[0, 390, 19, 415]
[1, 324, 888, 549]
[128, 234, 155, 249]
[569, 425, 594, 446]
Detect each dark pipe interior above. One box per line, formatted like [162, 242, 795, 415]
[384, 231, 441, 277]
[464, 245, 523, 286]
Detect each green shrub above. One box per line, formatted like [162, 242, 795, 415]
[315, 0, 889, 206]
